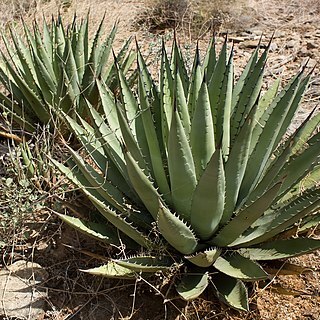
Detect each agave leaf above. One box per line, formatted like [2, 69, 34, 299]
[290, 107, 320, 155]
[185, 248, 221, 267]
[115, 97, 150, 174]
[208, 37, 227, 134]
[119, 47, 136, 76]
[53, 16, 66, 61]
[67, 146, 127, 212]
[159, 40, 174, 151]
[137, 73, 171, 202]
[121, 86, 148, 167]
[56, 213, 122, 245]
[190, 79, 215, 179]
[104, 37, 135, 92]
[115, 60, 139, 133]
[31, 49, 56, 101]
[83, 261, 138, 279]
[190, 148, 225, 239]
[231, 42, 269, 143]
[243, 109, 318, 206]
[281, 161, 320, 203]
[212, 181, 282, 247]
[81, 14, 105, 100]
[73, 15, 88, 83]
[272, 75, 310, 151]
[213, 253, 268, 280]
[75, 116, 138, 203]
[171, 38, 189, 97]
[113, 256, 173, 272]
[96, 80, 121, 139]
[240, 70, 304, 197]
[276, 131, 320, 198]
[202, 37, 216, 82]
[212, 273, 249, 311]
[42, 17, 53, 58]
[96, 23, 117, 79]
[0, 52, 50, 123]
[168, 108, 197, 220]
[157, 203, 198, 255]
[124, 150, 161, 220]
[62, 112, 108, 172]
[63, 38, 81, 104]
[187, 43, 203, 117]
[81, 190, 153, 248]
[255, 80, 280, 127]
[231, 44, 259, 113]
[136, 43, 164, 154]
[6, 27, 39, 92]
[52, 159, 152, 248]
[238, 238, 320, 260]
[222, 100, 258, 224]
[298, 211, 320, 233]
[33, 21, 56, 82]
[216, 46, 233, 158]
[176, 272, 209, 301]
[232, 187, 320, 246]
[175, 67, 191, 135]
[85, 102, 129, 179]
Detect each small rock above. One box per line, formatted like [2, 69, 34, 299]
[239, 40, 266, 49]
[0, 260, 48, 319]
[269, 43, 278, 52]
[228, 36, 245, 43]
[307, 41, 318, 49]
[285, 40, 298, 49]
[274, 30, 286, 38]
[297, 47, 311, 57]
[304, 33, 313, 39]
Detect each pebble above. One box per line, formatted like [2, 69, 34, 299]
[285, 40, 298, 48]
[306, 41, 317, 49]
[298, 47, 311, 57]
[239, 40, 266, 49]
[269, 43, 278, 52]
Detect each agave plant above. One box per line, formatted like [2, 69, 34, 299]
[52, 37, 320, 311]
[0, 14, 135, 133]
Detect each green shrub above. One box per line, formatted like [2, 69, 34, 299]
[52, 37, 320, 311]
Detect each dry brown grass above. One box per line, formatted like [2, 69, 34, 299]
[134, 0, 249, 38]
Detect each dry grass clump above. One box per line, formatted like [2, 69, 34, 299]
[0, 0, 73, 28]
[134, 0, 247, 37]
[0, 0, 37, 27]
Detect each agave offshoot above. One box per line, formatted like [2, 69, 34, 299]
[0, 14, 135, 132]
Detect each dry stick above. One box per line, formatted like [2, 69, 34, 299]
[128, 278, 138, 320]
[0, 130, 22, 143]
